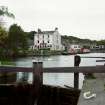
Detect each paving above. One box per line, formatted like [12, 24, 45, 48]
[77, 75, 105, 105]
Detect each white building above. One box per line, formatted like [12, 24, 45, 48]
[34, 28, 64, 51]
[68, 44, 82, 53]
[91, 45, 105, 49]
[68, 44, 91, 53]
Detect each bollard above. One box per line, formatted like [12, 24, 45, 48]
[74, 55, 81, 89]
[30, 62, 43, 105]
[33, 62, 43, 86]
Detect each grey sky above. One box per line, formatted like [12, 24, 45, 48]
[1, 0, 105, 40]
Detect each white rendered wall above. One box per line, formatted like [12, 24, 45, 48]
[34, 30, 63, 51]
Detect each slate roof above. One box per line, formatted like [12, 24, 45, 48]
[36, 31, 55, 34]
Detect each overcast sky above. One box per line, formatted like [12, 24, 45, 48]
[1, 0, 105, 40]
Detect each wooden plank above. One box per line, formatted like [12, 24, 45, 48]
[81, 56, 105, 59]
[43, 66, 105, 73]
[0, 65, 105, 73]
[96, 60, 105, 62]
[33, 62, 43, 85]
[77, 79, 105, 105]
[74, 55, 81, 89]
[0, 66, 32, 72]
[74, 73, 79, 89]
[32, 62, 43, 104]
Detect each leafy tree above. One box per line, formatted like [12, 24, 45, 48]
[97, 40, 105, 45]
[0, 26, 7, 45]
[0, 26, 8, 59]
[8, 24, 28, 57]
[0, 6, 14, 47]
[0, 6, 15, 26]
[26, 31, 36, 40]
[0, 6, 15, 18]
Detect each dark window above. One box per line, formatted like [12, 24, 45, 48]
[48, 35, 49, 38]
[38, 46, 39, 49]
[38, 40, 39, 43]
[37, 34, 39, 38]
[50, 45, 52, 47]
[74, 46, 77, 48]
[48, 41, 49, 43]
[40, 45, 41, 48]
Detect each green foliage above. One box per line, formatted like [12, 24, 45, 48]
[0, 26, 7, 45]
[0, 6, 31, 59]
[0, 6, 15, 18]
[83, 45, 90, 49]
[84, 73, 96, 79]
[1, 61, 15, 66]
[26, 31, 36, 40]
[61, 35, 105, 47]
[8, 24, 28, 57]
[97, 40, 105, 45]
[61, 35, 93, 45]
[0, 26, 8, 59]
[0, 6, 15, 59]
[0, 6, 15, 26]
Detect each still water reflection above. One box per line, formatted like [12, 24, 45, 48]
[15, 53, 105, 89]
[0, 53, 105, 88]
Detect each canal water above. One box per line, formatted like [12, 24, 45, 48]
[15, 53, 105, 89]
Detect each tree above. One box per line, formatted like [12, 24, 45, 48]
[0, 6, 15, 18]
[0, 6, 14, 47]
[0, 26, 8, 59]
[97, 40, 105, 45]
[8, 24, 28, 57]
[26, 31, 36, 40]
[0, 6, 15, 26]
[0, 6, 15, 59]
[0, 26, 7, 45]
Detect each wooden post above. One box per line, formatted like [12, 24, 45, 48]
[33, 62, 43, 86]
[74, 55, 81, 89]
[31, 61, 43, 105]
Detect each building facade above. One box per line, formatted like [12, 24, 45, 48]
[34, 28, 64, 51]
[68, 44, 82, 53]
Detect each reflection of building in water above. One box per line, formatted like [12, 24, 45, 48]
[17, 72, 29, 83]
[22, 72, 29, 81]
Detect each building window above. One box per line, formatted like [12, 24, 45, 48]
[56, 45, 58, 49]
[48, 35, 49, 38]
[78, 46, 81, 48]
[57, 40, 58, 43]
[38, 40, 39, 43]
[74, 46, 77, 48]
[50, 45, 52, 47]
[40, 45, 41, 48]
[43, 45, 45, 48]
[48, 41, 49, 43]
[37, 34, 39, 38]
[38, 46, 39, 49]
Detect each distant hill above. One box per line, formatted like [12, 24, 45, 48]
[61, 35, 99, 46]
